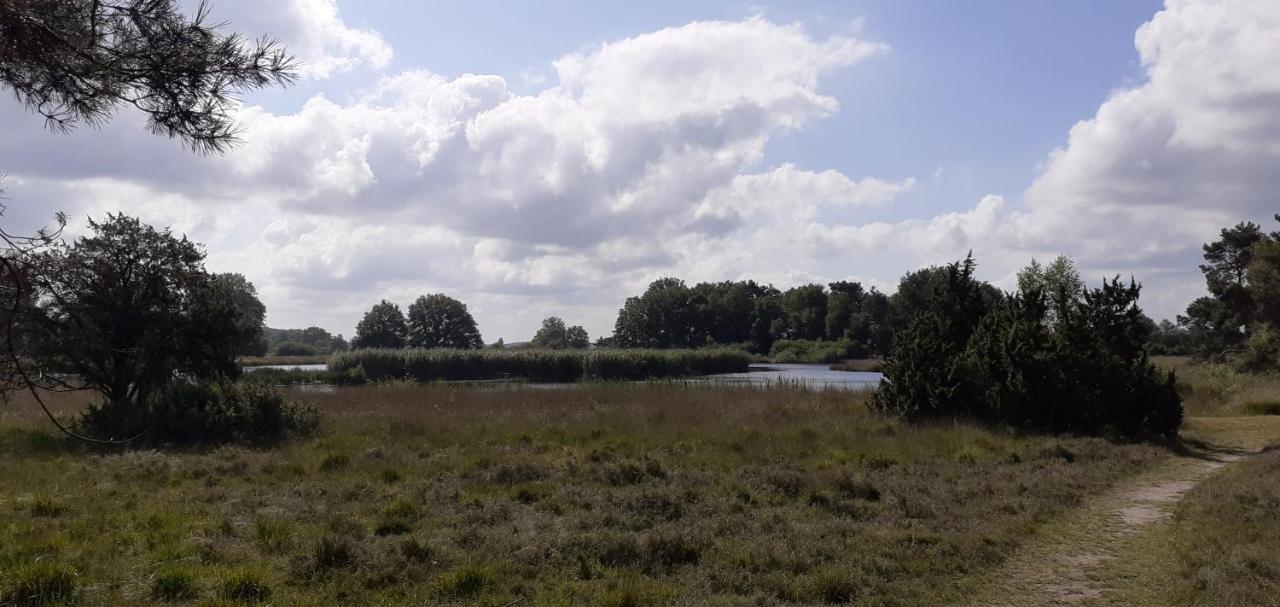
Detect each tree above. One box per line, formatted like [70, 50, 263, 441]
[1017, 255, 1084, 326]
[531, 316, 568, 349]
[873, 256, 992, 419]
[207, 273, 266, 356]
[531, 316, 590, 349]
[1239, 235, 1280, 369]
[0, 0, 296, 152]
[406, 294, 483, 349]
[0, 204, 65, 403]
[613, 278, 703, 348]
[1, 2, 296, 438]
[566, 325, 590, 349]
[849, 289, 893, 357]
[1180, 221, 1266, 357]
[779, 284, 827, 341]
[23, 214, 243, 410]
[354, 301, 407, 349]
[1248, 236, 1280, 328]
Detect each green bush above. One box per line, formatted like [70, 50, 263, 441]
[874, 257, 1183, 439]
[329, 348, 751, 383]
[77, 382, 320, 447]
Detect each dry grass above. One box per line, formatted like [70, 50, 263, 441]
[1155, 356, 1280, 417]
[0, 384, 1169, 606]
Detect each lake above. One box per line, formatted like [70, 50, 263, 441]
[276, 362, 880, 394]
[700, 363, 881, 390]
[245, 363, 328, 371]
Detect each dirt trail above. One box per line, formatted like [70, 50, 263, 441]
[967, 449, 1244, 607]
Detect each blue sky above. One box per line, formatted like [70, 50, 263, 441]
[255, 1, 1163, 224]
[3, 0, 1276, 340]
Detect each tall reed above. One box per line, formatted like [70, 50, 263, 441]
[328, 348, 752, 382]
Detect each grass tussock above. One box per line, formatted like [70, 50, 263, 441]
[0, 383, 1168, 605]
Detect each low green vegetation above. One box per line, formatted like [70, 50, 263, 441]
[0, 383, 1169, 606]
[329, 347, 752, 382]
[76, 381, 319, 447]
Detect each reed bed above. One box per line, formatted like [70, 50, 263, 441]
[328, 348, 752, 383]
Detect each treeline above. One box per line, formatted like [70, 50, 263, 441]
[606, 271, 1001, 361]
[1156, 215, 1280, 371]
[260, 326, 349, 356]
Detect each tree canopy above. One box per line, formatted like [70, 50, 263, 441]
[531, 317, 590, 349]
[406, 294, 483, 350]
[0, 0, 296, 152]
[20, 214, 248, 409]
[353, 300, 407, 349]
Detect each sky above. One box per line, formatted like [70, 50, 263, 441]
[2, 0, 1278, 342]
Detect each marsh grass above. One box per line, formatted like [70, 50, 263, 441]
[329, 347, 752, 382]
[0, 383, 1167, 605]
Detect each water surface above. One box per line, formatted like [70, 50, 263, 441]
[701, 363, 880, 390]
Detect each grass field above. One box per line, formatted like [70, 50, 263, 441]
[0, 383, 1169, 606]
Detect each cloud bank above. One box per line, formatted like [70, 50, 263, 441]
[3, 0, 1278, 339]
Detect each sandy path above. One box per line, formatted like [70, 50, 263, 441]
[967, 450, 1244, 606]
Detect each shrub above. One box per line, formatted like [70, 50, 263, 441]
[434, 563, 497, 598]
[874, 257, 1183, 439]
[219, 570, 271, 603]
[76, 382, 320, 447]
[150, 566, 198, 601]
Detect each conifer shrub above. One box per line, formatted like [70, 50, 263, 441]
[874, 256, 1183, 439]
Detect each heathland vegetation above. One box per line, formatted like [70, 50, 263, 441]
[3, 3, 1280, 605]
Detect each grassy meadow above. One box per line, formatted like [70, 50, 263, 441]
[0, 383, 1170, 606]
